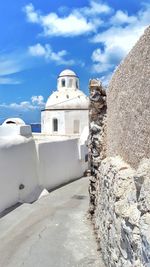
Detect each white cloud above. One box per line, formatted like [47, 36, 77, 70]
[29, 43, 46, 57]
[0, 102, 34, 111]
[41, 13, 98, 37]
[100, 72, 113, 86]
[28, 43, 75, 65]
[24, 3, 39, 23]
[110, 10, 137, 25]
[10, 101, 36, 110]
[23, 1, 110, 37]
[23, 1, 150, 78]
[91, 4, 150, 73]
[92, 50, 110, 73]
[31, 95, 44, 105]
[0, 52, 26, 85]
[81, 0, 112, 16]
[0, 59, 22, 77]
[0, 77, 21, 85]
[0, 95, 45, 111]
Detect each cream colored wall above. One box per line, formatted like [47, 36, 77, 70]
[41, 109, 89, 136]
[65, 110, 89, 135]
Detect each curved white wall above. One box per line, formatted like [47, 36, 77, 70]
[0, 136, 41, 213]
[0, 126, 88, 213]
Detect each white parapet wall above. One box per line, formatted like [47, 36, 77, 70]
[0, 125, 41, 213]
[35, 136, 88, 190]
[0, 124, 88, 213]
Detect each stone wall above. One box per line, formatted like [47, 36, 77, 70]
[107, 26, 150, 168]
[88, 26, 150, 267]
[95, 157, 150, 267]
[88, 79, 107, 216]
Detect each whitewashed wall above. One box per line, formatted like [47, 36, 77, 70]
[41, 110, 65, 135]
[36, 138, 88, 190]
[0, 133, 41, 213]
[0, 125, 88, 213]
[65, 110, 88, 135]
[41, 109, 89, 135]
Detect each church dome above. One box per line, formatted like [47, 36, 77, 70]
[2, 118, 26, 125]
[45, 69, 89, 110]
[45, 89, 89, 110]
[58, 69, 77, 77]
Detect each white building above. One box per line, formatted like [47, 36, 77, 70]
[41, 69, 89, 135]
[0, 69, 89, 214]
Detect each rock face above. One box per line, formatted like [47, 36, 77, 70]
[95, 157, 150, 267]
[88, 79, 107, 216]
[107, 26, 150, 168]
[88, 26, 150, 267]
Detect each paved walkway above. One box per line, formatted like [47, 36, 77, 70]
[0, 177, 105, 267]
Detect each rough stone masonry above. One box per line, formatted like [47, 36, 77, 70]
[88, 26, 150, 267]
[88, 79, 107, 217]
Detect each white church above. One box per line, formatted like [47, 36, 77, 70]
[0, 69, 89, 214]
[41, 69, 89, 136]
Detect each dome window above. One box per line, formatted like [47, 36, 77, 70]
[61, 79, 66, 87]
[66, 95, 69, 99]
[53, 118, 58, 132]
[76, 80, 79, 89]
[6, 121, 16, 124]
[69, 78, 73, 87]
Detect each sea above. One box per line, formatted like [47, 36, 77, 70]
[30, 123, 41, 133]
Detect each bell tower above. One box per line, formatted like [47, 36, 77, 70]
[57, 69, 79, 91]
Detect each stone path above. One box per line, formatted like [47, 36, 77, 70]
[0, 177, 105, 267]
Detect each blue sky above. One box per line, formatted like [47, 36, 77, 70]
[0, 0, 150, 123]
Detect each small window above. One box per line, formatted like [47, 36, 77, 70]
[69, 78, 73, 87]
[74, 120, 80, 134]
[76, 80, 79, 89]
[62, 79, 66, 87]
[66, 94, 69, 99]
[6, 121, 16, 124]
[53, 118, 58, 132]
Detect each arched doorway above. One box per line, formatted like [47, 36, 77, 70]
[53, 118, 58, 132]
